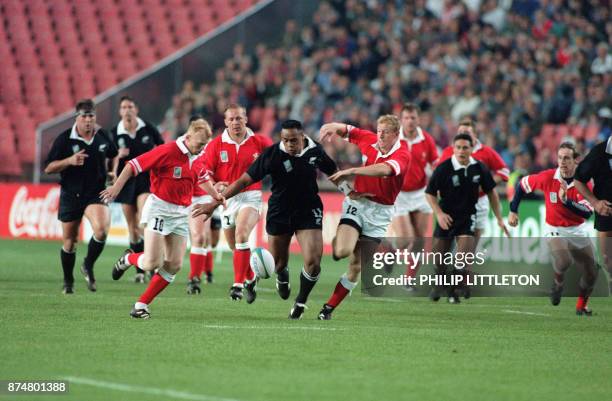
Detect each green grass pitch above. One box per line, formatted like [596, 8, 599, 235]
[1, 239, 611, 401]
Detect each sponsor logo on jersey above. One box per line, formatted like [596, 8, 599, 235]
[220, 151, 228, 163]
[549, 192, 557, 203]
[173, 167, 182, 178]
[472, 175, 480, 183]
[142, 135, 150, 144]
[309, 157, 317, 165]
[98, 143, 107, 152]
[72, 145, 80, 154]
[452, 175, 460, 186]
[283, 160, 293, 172]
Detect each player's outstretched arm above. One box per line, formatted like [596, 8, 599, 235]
[487, 189, 511, 237]
[329, 163, 393, 184]
[100, 163, 134, 203]
[575, 180, 612, 216]
[222, 173, 254, 200]
[319, 123, 348, 142]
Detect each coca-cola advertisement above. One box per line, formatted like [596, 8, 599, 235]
[0, 184, 63, 240]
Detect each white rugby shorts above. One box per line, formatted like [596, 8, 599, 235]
[140, 194, 190, 237]
[394, 187, 432, 216]
[221, 190, 262, 229]
[340, 197, 395, 238]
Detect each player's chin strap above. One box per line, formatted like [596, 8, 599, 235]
[338, 180, 354, 196]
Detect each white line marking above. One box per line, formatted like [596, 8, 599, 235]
[63, 376, 241, 401]
[502, 309, 550, 317]
[201, 324, 342, 331]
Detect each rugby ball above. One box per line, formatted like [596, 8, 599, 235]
[250, 247, 275, 279]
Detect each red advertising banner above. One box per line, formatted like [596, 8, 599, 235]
[254, 192, 345, 254]
[0, 183, 63, 240]
[0, 184, 346, 254]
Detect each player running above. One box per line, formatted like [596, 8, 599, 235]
[203, 104, 273, 301]
[426, 133, 508, 303]
[509, 142, 598, 315]
[391, 103, 438, 284]
[111, 95, 164, 283]
[186, 115, 217, 295]
[101, 120, 224, 319]
[575, 135, 612, 295]
[315, 116, 412, 320]
[438, 119, 509, 239]
[194, 120, 337, 317]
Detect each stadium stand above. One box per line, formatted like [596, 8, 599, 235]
[159, 0, 610, 173]
[0, 0, 260, 178]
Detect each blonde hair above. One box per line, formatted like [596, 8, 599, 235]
[377, 115, 400, 133]
[187, 119, 211, 135]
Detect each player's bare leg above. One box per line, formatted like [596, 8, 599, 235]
[400, 211, 431, 285]
[548, 238, 573, 306]
[289, 229, 323, 319]
[269, 233, 292, 300]
[598, 231, 612, 293]
[571, 243, 598, 315]
[452, 235, 476, 303]
[81, 204, 110, 292]
[319, 225, 361, 320]
[205, 222, 220, 283]
[233, 207, 260, 302]
[122, 202, 146, 282]
[187, 214, 207, 294]
[60, 220, 80, 294]
[430, 237, 453, 302]
[129, 233, 186, 318]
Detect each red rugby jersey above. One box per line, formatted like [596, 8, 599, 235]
[204, 129, 273, 192]
[347, 126, 411, 205]
[128, 137, 209, 207]
[399, 126, 438, 191]
[520, 168, 593, 227]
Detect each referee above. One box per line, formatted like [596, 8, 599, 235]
[193, 120, 337, 318]
[575, 135, 612, 292]
[45, 99, 118, 293]
[425, 133, 508, 303]
[111, 95, 164, 283]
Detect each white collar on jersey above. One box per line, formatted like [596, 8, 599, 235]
[117, 117, 145, 138]
[451, 155, 477, 170]
[399, 126, 425, 145]
[279, 135, 316, 157]
[221, 127, 254, 145]
[70, 124, 98, 145]
[606, 136, 612, 155]
[371, 137, 402, 159]
[175, 135, 200, 166]
[553, 168, 575, 188]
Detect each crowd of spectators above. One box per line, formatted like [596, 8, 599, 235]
[160, 0, 611, 173]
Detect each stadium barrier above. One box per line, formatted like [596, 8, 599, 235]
[0, 183, 598, 255]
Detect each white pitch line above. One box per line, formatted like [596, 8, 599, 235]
[201, 324, 342, 331]
[63, 376, 242, 401]
[502, 309, 550, 317]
